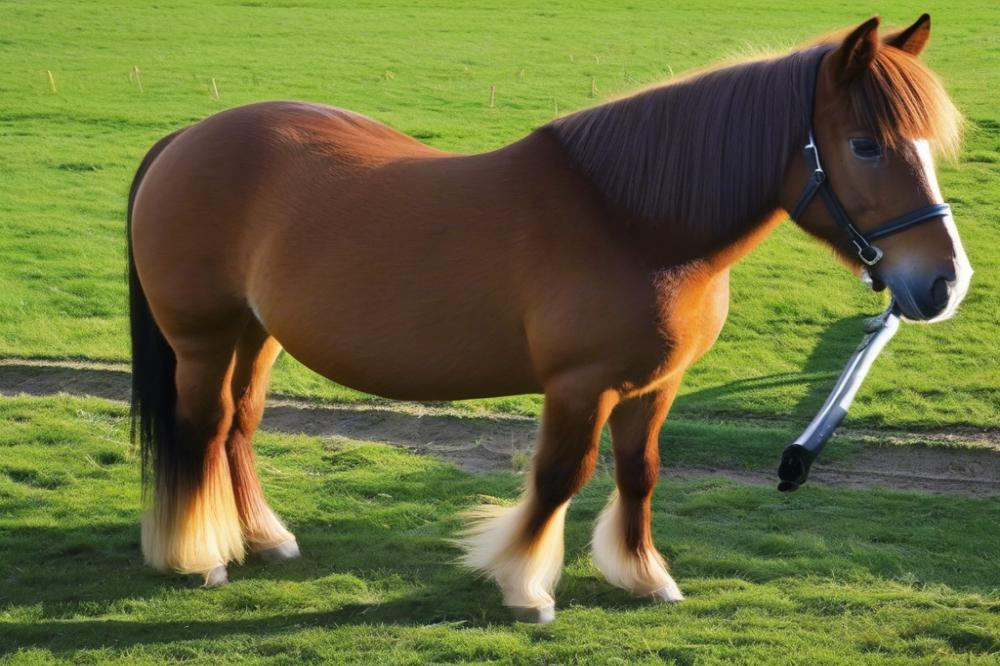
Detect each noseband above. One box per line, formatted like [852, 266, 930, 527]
[789, 56, 951, 266]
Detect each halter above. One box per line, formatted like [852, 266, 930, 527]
[789, 55, 951, 266]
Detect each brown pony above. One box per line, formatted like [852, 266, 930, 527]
[128, 15, 970, 621]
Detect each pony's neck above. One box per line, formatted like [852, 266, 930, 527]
[547, 46, 828, 266]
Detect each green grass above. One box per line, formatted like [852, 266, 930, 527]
[0, 0, 998, 429]
[1, 395, 998, 664]
[1, 4, 998, 662]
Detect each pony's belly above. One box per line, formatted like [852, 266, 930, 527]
[261, 301, 542, 401]
[283, 343, 542, 401]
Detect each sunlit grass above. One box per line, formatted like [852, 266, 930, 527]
[0, 1, 997, 430]
[1, 395, 997, 663]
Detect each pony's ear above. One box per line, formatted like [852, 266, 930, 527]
[884, 13, 931, 56]
[832, 17, 880, 83]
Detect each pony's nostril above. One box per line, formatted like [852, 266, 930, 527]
[931, 277, 950, 311]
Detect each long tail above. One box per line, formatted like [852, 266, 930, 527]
[127, 130, 184, 497]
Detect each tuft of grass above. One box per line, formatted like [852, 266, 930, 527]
[510, 449, 531, 473]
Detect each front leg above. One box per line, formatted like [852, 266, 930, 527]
[592, 382, 683, 602]
[458, 375, 616, 622]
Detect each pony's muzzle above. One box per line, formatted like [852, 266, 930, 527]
[890, 274, 954, 321]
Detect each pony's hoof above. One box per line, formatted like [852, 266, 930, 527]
[509, 604, 556, 624]
[258, 540, 301, 563]
[650, 580, 684, 603]
[202, 565, 228, 588]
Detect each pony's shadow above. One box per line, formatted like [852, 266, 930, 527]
[3, 581, 651, 657]
[2, 581, 645, 657]
[673, 313, 870, 420]
[0, 507, 653, 655]
[3, 453, 993, 656]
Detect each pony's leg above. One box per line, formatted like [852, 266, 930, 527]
[460, 380, 615, 623]
[226, 320, 298, 560]
[591, 385, 683, 602]
[141, 340, 245, 586]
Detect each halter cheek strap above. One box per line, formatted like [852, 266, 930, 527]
[789, 131, 951, 266]
[790, 133, 881, 264]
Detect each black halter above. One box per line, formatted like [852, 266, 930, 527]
[789, 57, 951, 266]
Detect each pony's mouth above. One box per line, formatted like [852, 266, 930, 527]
[860, 269, 943, 323]
[888, 279, 962, 324]
[859, 268, 886, 292]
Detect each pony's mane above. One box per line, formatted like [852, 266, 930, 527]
[547, 38, 961, 234]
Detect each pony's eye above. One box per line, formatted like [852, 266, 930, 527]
[849, 137, 882, 160]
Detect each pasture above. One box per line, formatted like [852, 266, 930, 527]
[1, 0, 998, 663]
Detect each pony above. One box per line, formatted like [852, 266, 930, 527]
[127, 14, 970, 621]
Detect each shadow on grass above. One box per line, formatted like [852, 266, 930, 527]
[673, 313, 869, 420]
[3, 469, 1000, 656]
[2, 579, 658, 656]
[0, 513, 654, 655]
[2, 574, 516, 654]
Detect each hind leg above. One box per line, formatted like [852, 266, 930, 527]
[459, 377, 617, 622]
[592, 384, 683, 601]
[141, 334, 245, 585]
[226, 319, 298, 560]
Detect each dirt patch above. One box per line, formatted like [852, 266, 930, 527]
[0, 358, 130, 401]
[263, 399, 537, 474]
[2, 358, 998, 496]
[672, 446, 1000, 497]
[679, 412, 1000, 452]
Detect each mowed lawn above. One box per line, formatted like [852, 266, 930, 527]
[1, 396, 998, 664]
[1, 1, 999, 664]
[0, 0, 998, 427]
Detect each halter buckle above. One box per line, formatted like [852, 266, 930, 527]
[798, 124, 944, 269]
[857, 243, 883, 266]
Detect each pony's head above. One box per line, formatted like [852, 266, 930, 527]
[785, 14, 971, 322]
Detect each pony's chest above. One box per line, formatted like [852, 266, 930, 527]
[644, 268, 731, 379]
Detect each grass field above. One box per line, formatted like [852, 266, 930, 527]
[2, 396, 998, 664]
[1, 1, 998, 663]
[0, 0, 997, 427]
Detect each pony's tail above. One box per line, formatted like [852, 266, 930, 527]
[127, 131, 183, 498]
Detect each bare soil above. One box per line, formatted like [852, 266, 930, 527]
[2, 358, 998, 497]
